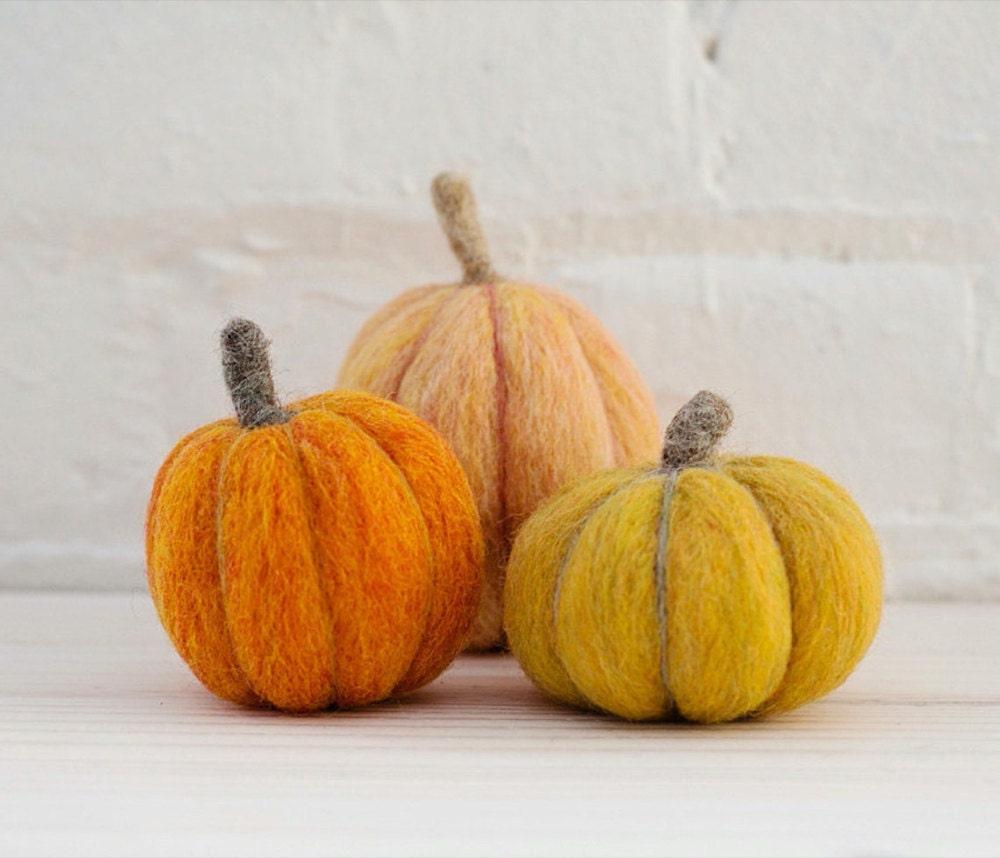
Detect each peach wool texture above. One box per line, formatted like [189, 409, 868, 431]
[503, 391, 883, 724]
[145, 318, 484, 712]
[337, 173, 660, 650]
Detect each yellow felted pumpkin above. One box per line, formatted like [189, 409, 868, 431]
[338, 173, 660, 649]
[504, 391, 882, 723]
[146, 318, 483, 712]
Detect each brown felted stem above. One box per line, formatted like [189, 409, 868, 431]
[431, 172, 498, 285]
[220, 318, 291, 429]
[660, 390, 733, 471]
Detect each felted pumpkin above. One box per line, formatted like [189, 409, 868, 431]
[338, 173, 660, 650]
[504, 391, 882, 724]
[145, 318, 483, 712]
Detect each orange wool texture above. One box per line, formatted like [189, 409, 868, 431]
[146, 383, 484, 712]
[338, 175, 660, 649]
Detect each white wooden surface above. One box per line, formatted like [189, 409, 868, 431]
[1, 593, 998, 857]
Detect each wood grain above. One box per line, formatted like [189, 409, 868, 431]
[0, 593, 998, 857]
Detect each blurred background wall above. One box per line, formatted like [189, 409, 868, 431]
[2, 0, 998, 598]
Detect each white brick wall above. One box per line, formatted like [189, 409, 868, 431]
[1, 1, 997, 598]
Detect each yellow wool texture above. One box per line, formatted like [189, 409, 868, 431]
[554, 477, 671, 720]
[338, 281, 660, 650]
[664, 469, 791, 723]
[504, 453, 881, 724]
[721, 456, 883, 716]
[504, 467, 648, 709]
[506, 468, 791, 723]
[146, 390, 483, 712]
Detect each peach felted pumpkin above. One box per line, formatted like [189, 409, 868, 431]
[145, 318, 483, 712]
[338, 173, 660, 649]
[504, 391, 882, 724]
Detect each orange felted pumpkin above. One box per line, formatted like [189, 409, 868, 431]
[145, 318, 483, 712]
[338, 173, 660, 649]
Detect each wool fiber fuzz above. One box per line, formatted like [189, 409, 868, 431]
[146, 319, 483, 712]
[338, 173, 659, 649]
[504, 391, 882, 724]
[719, 456, 882, 716]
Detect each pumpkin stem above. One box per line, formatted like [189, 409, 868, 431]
[220, 318, 291, 429]
[431, 172, 499, 285]
[660, 390, 733, 471]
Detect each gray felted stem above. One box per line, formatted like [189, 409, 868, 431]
[431, 172, 498, 285]
[220, 318, 291, 429]
[660, 390, 733, 471]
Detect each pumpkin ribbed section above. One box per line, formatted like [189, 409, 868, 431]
[504, 454, 882, 724]
[339, 282, 660, 650]
[145, 390, 483, 712]
[338, 173, 660, 651]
